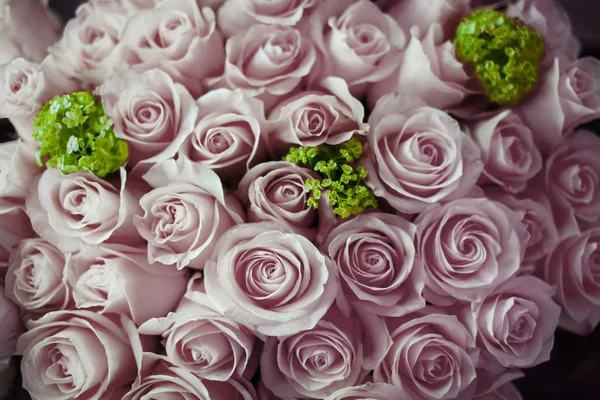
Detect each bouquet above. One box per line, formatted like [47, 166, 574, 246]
[0, 0, 599, 399]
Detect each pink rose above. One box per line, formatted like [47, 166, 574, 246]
[135, 157, 244, 269]
[42, 1, 128, 89]
[473, 276, 560, 368]
[0, 0, 61, 64]
[204, 222, 338, 336]
[119, 0, 225, 96]
[267, 77, 368, 152]
[217, 0, 316, 38]
[364, 94, 482, 214]
[474, 382, 523, 400]
[545, 130, 600, 227]
[507, 0, 580, 67]
[469, 110, 543, 194]
[0, 206, 33, 277]
[261, 307, 383, 399]
[16, 311, 140, 400]
[0, 147, 28, 210]
[236, 161, 320, 238]
[415, 198, 527, 304]
[307, 0, 405, 97]
[517, 57, 600, 154]
[211, 24, 316, 110]
[0, 284, 24, 359]
[323, 212, 425, 317]
[544, 229, 600, 336]
[5, 238, 70, 315]
[27, 168, 141, 252]
[177, 88, 267, 182]
[380, 0, 470, 41]
[66, 244, 187, 325]
[374, 308, 479, 400]
[101, 68, 198, 166]
[324, 382, 400, 400]
[368, 24, 474, 111]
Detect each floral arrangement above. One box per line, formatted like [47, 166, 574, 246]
[0, 0, 599, 399]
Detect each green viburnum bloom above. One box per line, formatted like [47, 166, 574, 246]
[455, 8, 545, 106]
[283, 137, 378, 219]
[33, 91, 128, 178]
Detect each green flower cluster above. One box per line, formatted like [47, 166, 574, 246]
[33, 91, 128, 178]
[455, 9, 545, 106]
[283, 137, 378, 219]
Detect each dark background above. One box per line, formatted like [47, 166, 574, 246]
[2, 1, 600, 399]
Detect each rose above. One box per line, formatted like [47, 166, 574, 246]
[118, 0, 225, 96]
[324, 382, 400, 400]
[0, 147, 28, 210]
[368, 25, 474, 111]
[26, 168, 141, 252]
[217, 0, 316, 38]
[0, 285, 24, 359]
[204, 222, 338, 336]
[42, 2, 128, 89]
[261, 307, 371, 399]
[267, 77, 368, 152]
[544, 229, 600, 336]
[474, 382, 523, 400]
[4, 238, 70, 315]
[236, 161, 320, 238]
[0, 0, 61, 64]
[0, 207, 33, 276]
[212, 24, 316, 110]
[415, 198, 527, 305]
[177, 88, 267, 182]
[101, 68, 198, 166]
[307, 0, 405, 97]
[517, 57, 600, 154]
[545, 130, 600, 226]
[363, 94, 482, 214]
[374, 308, 479, 400]
[473, 276, 560, 368]
[323, 212, 424, 317]
[66, 244, 188, 325]
[15, 311, 140, 400]
[507, 0, 580, 67]
[138, 293, 255, 381]
[469, 110, 543, 194]
[135, 157, 245, 270]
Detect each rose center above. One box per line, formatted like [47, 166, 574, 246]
[10, 74, 27, 93]
[204, 129, 233, 154]
[310, 350, 332, 371]
[136, 105, 161, 124]
[83, 27, 105, 45]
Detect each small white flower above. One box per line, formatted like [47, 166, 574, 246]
[50, 100, 60, 114]
[66, 136, 79, 154]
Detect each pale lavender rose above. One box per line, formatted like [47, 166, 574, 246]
[545, 130, 600, 228]
[473, 276, 560, 368]
[470, 110, 543, 194]
[475, 382, 523, 400]
[211, 24, 315, 110]
[0, 0, 62, 64]
[118, 0, 225, 96]
[379, 0, 471, 41]
[0, 206, 34, 276]
[363, 94, 482, 214]
[177, 89, 267, 182]
[236, 161, 320, 238]
[368, 24, 474, 111]
[507, 0, 580, 67]
[135, 157, 244, 270]
[66, 244, 187, 325]
[544, 229, 600, 336]
[518, 57, 600, 154]
[0, 284, 24, 359]
[16, 311, 141, 400]
[323, 212, 425, 317]
[27, 168, 142, 252]
[415, 198, 527, 305]
[42, 1, 128, 89]
[217, 0, 316, 38]
[324, 382, 400, 400]
[374, 308, 479, 400]
[204, 222, 338, 337]
[268, 77, 368, 153]
[307, 0, 405, 98]
[101, 68, 198, 166]
[0, 147, 28, 210]
[5, 238, 70, 315]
